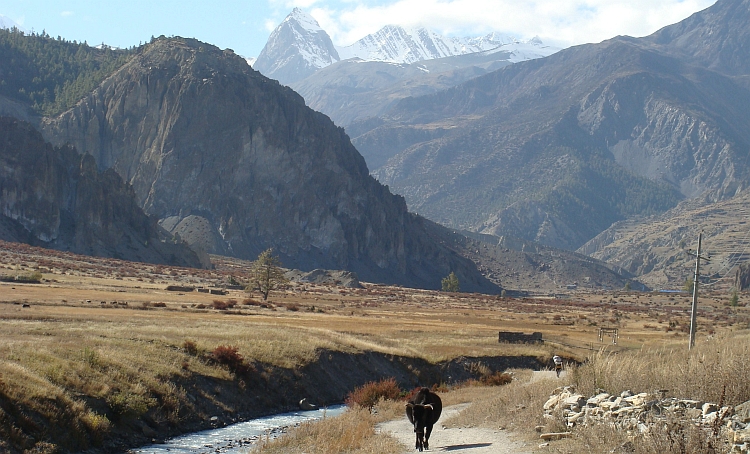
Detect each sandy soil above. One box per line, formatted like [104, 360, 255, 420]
[377, 403, 532, 453]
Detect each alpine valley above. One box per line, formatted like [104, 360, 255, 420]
[252, 0, 750, 290]
[4, 0, 750, 292]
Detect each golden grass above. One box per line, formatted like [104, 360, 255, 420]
[249, 407, 405, 454]
[570, 332, 750, 406]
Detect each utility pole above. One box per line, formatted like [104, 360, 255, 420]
[687, 232, 710, 350]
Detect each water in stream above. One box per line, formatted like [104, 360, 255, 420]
[131, 405, 347, 454]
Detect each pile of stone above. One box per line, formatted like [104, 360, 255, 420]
[542, 386, 750, 453]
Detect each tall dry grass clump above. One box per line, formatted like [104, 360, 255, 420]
[250, 407, 404, 454]
[570, 333, 750, 406]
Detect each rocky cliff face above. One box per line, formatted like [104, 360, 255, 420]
[0, 117, 201, 267]
[41, 37, 496, 292]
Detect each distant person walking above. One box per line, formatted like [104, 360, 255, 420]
[553, 355, 563, 377]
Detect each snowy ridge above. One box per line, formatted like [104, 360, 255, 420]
[337, 25, 540, 63]
[254, 8, 559, 83]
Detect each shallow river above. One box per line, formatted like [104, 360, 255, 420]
[131, 405, 347, 454]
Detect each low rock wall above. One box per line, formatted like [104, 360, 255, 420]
[543, 386, 750, 453]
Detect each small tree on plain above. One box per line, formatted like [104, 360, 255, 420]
[248, 249, 288, 300]
[441, 271, 460, 292]
[730, 287, 739, 307]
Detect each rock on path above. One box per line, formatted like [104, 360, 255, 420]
[377, 403, 531, 453]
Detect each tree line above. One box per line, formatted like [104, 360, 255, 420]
[0, 27, 137, 116]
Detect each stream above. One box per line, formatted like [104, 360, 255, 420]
[130, 405, 347, 454]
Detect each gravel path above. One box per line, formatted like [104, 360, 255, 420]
[377, 371, 568, 453]
[377, 403, 532, 453]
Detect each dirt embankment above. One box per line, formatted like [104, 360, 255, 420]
[102, 351, 543, 453]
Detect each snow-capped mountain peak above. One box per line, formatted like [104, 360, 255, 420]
[253, 9, 559, 85]
[253, 9, 340, 85]
[286, 7, 323, 32]
[336, 25, 555, 64]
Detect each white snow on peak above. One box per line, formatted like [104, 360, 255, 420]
[286, 7, 323, 32]
[336, 24, 556, 64]
[246, 57, 257, 68]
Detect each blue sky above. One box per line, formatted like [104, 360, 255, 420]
[1, 0, 717, 58]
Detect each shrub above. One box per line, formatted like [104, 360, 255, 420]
[182, 340, 199, 356]
[481, 372, 513, 386]
[152, 302, 166, 308]
[284, 303, 300, 312]
[106, 391, 155, 416]
[345, 377, 402, 412]
[211, 345, 251, 375]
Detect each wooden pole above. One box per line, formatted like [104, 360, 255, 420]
[689, 233, 703, 350]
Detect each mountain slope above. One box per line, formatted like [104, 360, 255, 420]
[579, 190, 750, 289]
[347, 0, 750, 251]
[39, 36, 497, 292]
[0, 116, 201, 267]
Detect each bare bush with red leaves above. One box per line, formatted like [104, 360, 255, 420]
[211, 345, 252, 375]
[345, 377, 402, 411]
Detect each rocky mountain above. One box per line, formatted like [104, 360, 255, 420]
[346, 0, 750, 253]
[0, 116, 202, 267]
[423, 221, 640, 292]
[579, 190, 750, 290]
[253, 8, 558, 90]
[38, 36, 497, 292]
[253, 8, 340, 85]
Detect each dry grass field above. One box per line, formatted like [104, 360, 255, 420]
[0, 240, 749, 452]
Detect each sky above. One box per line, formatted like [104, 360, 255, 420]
[1, 0, 717, 58]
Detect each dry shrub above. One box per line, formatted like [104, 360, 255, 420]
[250, 407, 403, 454]
[283, 303, 301, 312]
[211, 345, 251, 375]
[152, 302, 166, 308]
[481, 371, 513, 386]
[182, 340, 199, 356]
[346, 377, 402, 411]
[212, 300, 229, 310]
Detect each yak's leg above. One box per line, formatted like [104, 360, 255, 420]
[424, 424, 433, 450]
[415, 430, 424, 451]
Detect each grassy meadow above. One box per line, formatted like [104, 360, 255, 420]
[0, 240, 748, 452]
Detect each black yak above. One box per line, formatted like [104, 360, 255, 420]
[405, 387, 442, 451]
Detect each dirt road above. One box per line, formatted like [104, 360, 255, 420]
[377, 403, 532, 453]
[377, 371, 566, 453]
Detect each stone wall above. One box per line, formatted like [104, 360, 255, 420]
[543, 386, 750, 452]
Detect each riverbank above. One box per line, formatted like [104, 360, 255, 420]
[112, 351, 544, 453]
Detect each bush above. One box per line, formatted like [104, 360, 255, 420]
[106, 391, 155, 416]
[284, 303, 301, 312]
[182, 340, 199, 356]
[345, 377, 402, 411]
[481, 372, 513, 386]
[211, 345, 251, 375]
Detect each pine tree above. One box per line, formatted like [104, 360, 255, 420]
[441, 272, 460, 292]
[248, 249, 288, 300]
